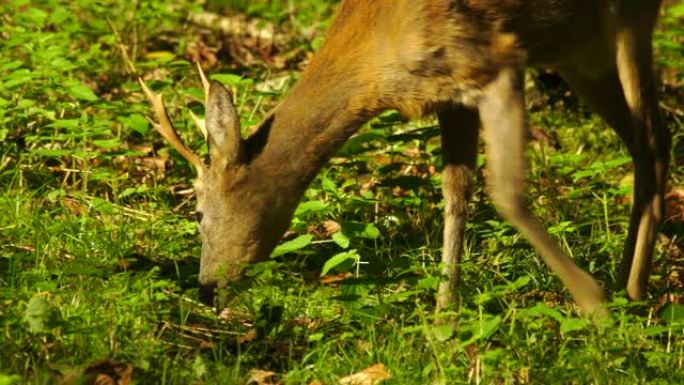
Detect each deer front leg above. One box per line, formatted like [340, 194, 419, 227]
[436, 105, 479, 311]
[479, 67, 608, 317]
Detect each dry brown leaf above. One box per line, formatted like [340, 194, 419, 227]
[652, 293, 684, 315]
[339, 364, 390, 385]
[307, 381, 324, 385]
[246, 369, 279, 385]
[358, 175, 380, 195]
[8, 244, 36, 253]
[189, 12, 279, 43]
[529, 125, 558, 148]
[218, 307, 236, 322]
[291, 316, 322, 333]
[321, 220, 342, 236]
[255, 76, 290, 93]
[238, 328, 258, 344]
[129, 143, 153, 154]
[319, 272, 353, 285]
[611, 173, 635, 205]
[62, 197, 85, 216]
[658, 293, 684, 306]
[83, 359, 134, 385]
[186, 40, 219, 68]
[665, 187, 684, 223]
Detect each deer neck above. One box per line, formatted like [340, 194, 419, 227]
[248, 66, 375, 202]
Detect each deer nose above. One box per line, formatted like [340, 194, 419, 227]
[198, 281, 218, 306]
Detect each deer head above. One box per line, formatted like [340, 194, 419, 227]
[140, 67, 298, 304]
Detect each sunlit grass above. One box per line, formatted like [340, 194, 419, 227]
[1, 1, 682, 384]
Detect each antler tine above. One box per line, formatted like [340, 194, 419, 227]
[138, 78, 206, 176]
[196, 62, 211, 97]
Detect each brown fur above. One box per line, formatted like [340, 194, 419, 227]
[146, 0, 669, 314]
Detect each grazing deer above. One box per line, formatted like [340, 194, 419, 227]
[141, 0, 669, 316]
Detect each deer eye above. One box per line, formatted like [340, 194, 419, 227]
[194, 211, 204, 223]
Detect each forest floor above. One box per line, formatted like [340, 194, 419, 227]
[1, 1, 683, 384]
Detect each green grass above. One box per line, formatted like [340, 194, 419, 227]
[1, 0, 683, 384]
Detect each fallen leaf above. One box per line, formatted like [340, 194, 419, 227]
[321, 220, 342, 236]
[292, 315, 321, 331]
[186, 40, 218, 68]
[339, 364, 390, 385]
[529, 125, 558, 148]
[219, 308, 237, 322]
[128, 143, 153, 154]
[665, 187, 684, 223]
[83, 359, 134, 385]
[189, 12, 279, 43]
[255, 76, 290, 93]
[246, 369, 278, 385]
[62, 197, 85, 216]
[319, 272, 353, 285]
[238, 328, 258, 344]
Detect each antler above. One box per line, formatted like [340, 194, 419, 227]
[139, 77, 207, 176]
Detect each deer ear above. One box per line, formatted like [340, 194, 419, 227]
[206, 81, 243, 166]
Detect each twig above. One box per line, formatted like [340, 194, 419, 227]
[660, 101, 684, 117]
[106, 18, 137, 74]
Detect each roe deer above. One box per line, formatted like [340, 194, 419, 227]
[140, 0, 669, 316]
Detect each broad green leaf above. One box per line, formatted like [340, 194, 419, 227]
[519, 302, 564, 322]
[560, 317, 589, 333]
[24, 296, 61, 334]
[462, 316, 501, 345]
[211, 73, 247, 87]
[342, 221, 381, 240]
[295, 200, 328, 216]
[572, 156, 631, 181]
[0, 60, 22, 71]
[509, 276, 531, 290]
[91, 197, 116, 215]
[332, 232, 350, 249]
[93, 138, 122, 149]
[644, 326, 670, 336]
[669, 3, 684, 17]
[65, 80, 98, 102]
[2, 69, 32, 89]
[320, 250, 359, 276]
[49, 119, 80, 129]
[17, 7, 48, 26]
[417, 276, 440, 289]
[31, 148, 71, 157]
[118, 113, 149, 135]
[660, 303, 684, 325]
[271, 234, 313, 258]
[432, 324, 454, 342]
[192, 356, 207, 379]
[337, 132, 383, 156]
[321, 177, 337, 193]
[361, 223, 380, 239]
[17, 98, 35, 109]
[384, 290, 420, 304]
[0, 374, 22, 385]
